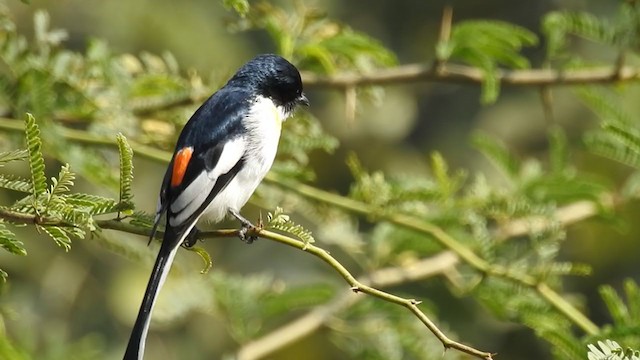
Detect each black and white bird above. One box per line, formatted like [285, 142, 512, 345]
[124, 54, 308, 360]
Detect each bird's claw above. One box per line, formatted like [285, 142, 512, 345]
[182, 227, 200, 248]
[238, 222, 258, 244]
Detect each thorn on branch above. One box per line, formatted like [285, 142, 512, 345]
[350, 286, 361, 293]
[410, 299, 422, 305]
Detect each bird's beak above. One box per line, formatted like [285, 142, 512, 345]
[298, 93, 310, 107]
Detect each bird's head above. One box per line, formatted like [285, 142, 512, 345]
[230, 54, 309, 117]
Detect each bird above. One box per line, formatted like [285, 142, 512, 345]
[123, 54, 309, 360]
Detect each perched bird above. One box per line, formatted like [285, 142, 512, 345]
[124, 54, 308, 360]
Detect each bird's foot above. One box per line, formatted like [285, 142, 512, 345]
[238, 221, 258, 244]
[182, 227, 200, 248]
[229, 209, 259, 244]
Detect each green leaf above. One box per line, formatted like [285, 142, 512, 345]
[222, 0, 250, 17]
[586, 119, 640, 169]
[0, 149, 27, 166]
[229, 3, 396, 73]
[40, 225, 72, 250]
[429, 152, 465, 199]
[578, 87, 632, 125]
[62, 193, 119, 215]
[116, 133, 135, 210]
[0, 223, 27, 256]
[186, 246, 213, 274]
[49, 163, 74, 197]
[542, 9, 636, 60]
[0, 175, 32, 193]
[586, 133, 640, 169]
[439, 20, 537, 103]
[266, 207, 314, 246]
[128, 211, 155, 229]
[472, 133, 520, 178]
[624, 278, 640, 322]
[600, 284, 630, 326]
[24, 113, 47, 200]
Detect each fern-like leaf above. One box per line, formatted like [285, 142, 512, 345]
[0, 175, 32, 193]
[0, 222, 26, 256]
[578, 88, 632, 125]
[472, 133, 520, 179]
[586, 119, 640, 169]
[40, 225, 72, 250]
[116, 133, 135, 212]
[586, 133, 640, 169]
[128, 211, 155, 229]
[266, 207, 314, 246]
[624, 279, 640, 322]
[601, 122, 640, 157]
[600, 284, 630, 327]
[49, 163, 74, 197]
[0, 149, 27, 166]
[437, 20, 537, 103]
[62, 193, 119, 215]
[24, 113, 47, 200]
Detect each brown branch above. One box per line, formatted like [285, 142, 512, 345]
[301, 63, 640, 89]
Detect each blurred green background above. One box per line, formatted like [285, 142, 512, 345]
[1, 0, 638, 359]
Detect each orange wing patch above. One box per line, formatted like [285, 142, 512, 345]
[171, 147, 194, 187]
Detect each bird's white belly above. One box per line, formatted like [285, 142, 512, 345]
[200, 96, 284, 224]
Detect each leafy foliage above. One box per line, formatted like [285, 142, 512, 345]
[24, 113, 47, 203]
[543, 3, 640, 61]
[0, 114, 140, 260]
[265, 206, 315, 246]
[0, 149, 27, 165]
[116, 133, 135, 213]
[227, 1, 396, 73]
[437, 20, 538, 103]
[0, 222, 26, 256]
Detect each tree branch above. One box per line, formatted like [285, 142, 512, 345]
[301, 63, 640, 89]
[0, 207, 493, 360]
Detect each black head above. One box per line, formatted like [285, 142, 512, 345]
[229, 54, 308, 110]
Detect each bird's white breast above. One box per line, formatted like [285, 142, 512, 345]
[200, 96, 287, 224]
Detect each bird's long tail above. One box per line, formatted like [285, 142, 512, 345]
[123, 227, 191, 360]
